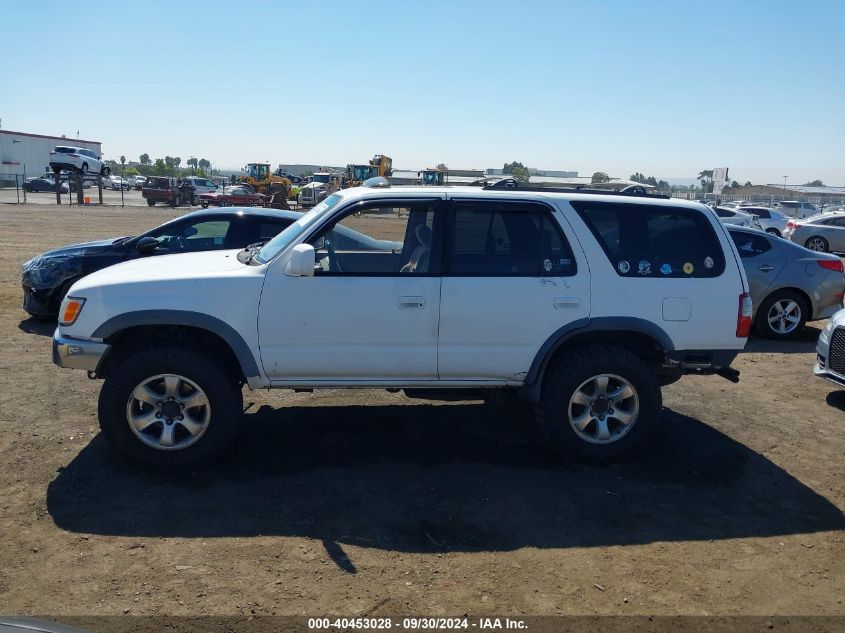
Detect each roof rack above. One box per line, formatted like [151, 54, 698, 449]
[481, 179, 670, 199]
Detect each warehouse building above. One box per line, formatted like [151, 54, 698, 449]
[0, 130, 102, 186]
[721, 184, 845, 205]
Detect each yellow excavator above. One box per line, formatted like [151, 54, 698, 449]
[345, 154, 393, 187]
[238, 163, 293, 197]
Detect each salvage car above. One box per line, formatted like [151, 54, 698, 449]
[814, 307, 845, 387]
[53, 183, 752, 468]
[198, 185, 265, 208]
[726, 225, 844, 339]
[21, 208, 301, 318]
[23, 177, 68, 193]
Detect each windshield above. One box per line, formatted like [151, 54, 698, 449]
[352, 165, 373, 181]
[312, 174, 331, 184]
[255, 193, 343, 263]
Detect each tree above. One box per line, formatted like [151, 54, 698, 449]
[502, 161, 529, 182]
[436, 163, 448, 170]
[697, 169, 714, 193]
[629, 172, 646, 184]
[744, 181, 753, 187]
[805, 179, 824, 187]
[591, 171, 611, 184]
[187, 157, 198, 173]
[139, 153, 151, 166]
[198, 158, 211, 172]
[646, 176, 658, 187]
[729, 180, 741, 188]
[656, 179, 670, 192]
[173, 157, 181, 170]
[153, 158, 167, 175]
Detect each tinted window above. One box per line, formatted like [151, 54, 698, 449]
[831, 218, 845, 227]
[448, 201, 576, 276]
[572, 202, 726, 278]
[54, 147, 74, 154]
[715, 208, 734, 218]
[730, 231, 772, 258]
[308, 201, 439, 275]
[752, 209, 771, 218]
[148, 219, 232, 252]
[258, 220, 291, 241]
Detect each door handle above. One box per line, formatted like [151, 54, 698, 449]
[398, 296, 426, 309]
[756, 265, 775, 272]
[554, 297, 581, 309]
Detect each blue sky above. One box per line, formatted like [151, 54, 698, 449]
[2, 0, 843, 184]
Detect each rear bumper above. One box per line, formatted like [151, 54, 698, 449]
[52, 328, 111, 372]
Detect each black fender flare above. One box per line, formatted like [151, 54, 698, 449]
[519, 317, 674, 402]
[91, 310, 261, 380]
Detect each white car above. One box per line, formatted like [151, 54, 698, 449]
[109, 176, 131, 191]
[776, 200, 817, 219]
[714, 206, 764, 231]
[735, 206, 789, 236]
[181, 176, 218, 196]
[53, 184, 750, 468]
[49, 146, 109, 176]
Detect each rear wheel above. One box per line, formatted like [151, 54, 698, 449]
[219, 199, 228, 207]
[98, 347, 242, 469]
[146, 199, 155, 207]
[765, 228, 781, 237]
[535, 345, 661, 462]
[80, 162, 88, 174]
[805, 236, 829, 252]
[755, 290, 807, 339]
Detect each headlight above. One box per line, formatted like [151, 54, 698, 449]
[59, 297, 85, 326]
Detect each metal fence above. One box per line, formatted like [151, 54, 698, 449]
[670, 191, 845, 206]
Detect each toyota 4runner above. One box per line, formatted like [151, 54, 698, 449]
[53, 183, 751, 468]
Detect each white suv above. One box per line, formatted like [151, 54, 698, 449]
[49, 146, 109, 176]
[181, 176, 219, 196]
[52, 184, 750, 468]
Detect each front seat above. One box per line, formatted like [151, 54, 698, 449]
[401, 224, 432, 273]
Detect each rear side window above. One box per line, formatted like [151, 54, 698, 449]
[571, 201, 726, 278]
[448, 201, 576, 276]
[753, 209, 771, 219]
[54, 146, 75, 154]
[730, 231, 772, 258]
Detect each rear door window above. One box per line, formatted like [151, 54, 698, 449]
[730, 231, 772, 258]
[571, 201, 726, 278]
[447, 200, 576, 276]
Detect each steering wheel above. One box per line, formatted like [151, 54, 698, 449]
[324, 238, 342, 273]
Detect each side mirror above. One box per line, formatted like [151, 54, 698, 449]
[136, 236, 159, 254]
[284, 244, 315, 277]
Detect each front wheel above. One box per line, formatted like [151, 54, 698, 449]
[201, 201, 209, 209]
[98, 347, 243, 469]
[102, 166, 111, 176]
[765, 228, 781, 237]
[146, 199, 156, 207]
[755, 290, 807, 339]
[535, 345, 662, 461]
[80, 162, 88, 174]
[805, 236, 829, 252]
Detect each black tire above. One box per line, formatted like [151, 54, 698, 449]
[170, 196, 178, 208]
[50, 276, 81, 314]
[805, 236, 829, 252]
[102, 166, 111, 176]
[98, 346, 243, 469]
[754, 289, 808, 340]
[219, 199, 228, 207]
[765, 228, 781, 237]
[535, 344, 662, 462]
[201, 202, 209, 209]
[146, 199, 155, 207]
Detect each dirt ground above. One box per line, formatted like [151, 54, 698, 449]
[0, 203, 843, 620]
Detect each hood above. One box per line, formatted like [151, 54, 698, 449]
[22, 238, 125, 289]
[35, 238, 122, 259]
[71, 248, 246, 293]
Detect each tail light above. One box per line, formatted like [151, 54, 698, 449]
[818, 259, 844, 273]
[736, 293, 752, 337]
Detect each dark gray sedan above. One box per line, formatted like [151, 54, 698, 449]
[727, 225, 845, 339]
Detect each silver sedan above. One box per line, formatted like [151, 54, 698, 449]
[727, 225, 845, 339]
[783, 212, 845, 253]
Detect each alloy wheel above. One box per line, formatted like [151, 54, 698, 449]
[568, 374, 640, 444]
[125, 373, 211, 451]
[767, 299, 802, 335]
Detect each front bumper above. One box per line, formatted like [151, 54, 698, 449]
[22, 284, 56, 317]
[52, 328, 111, 372]
[814, 327, 845, 387]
